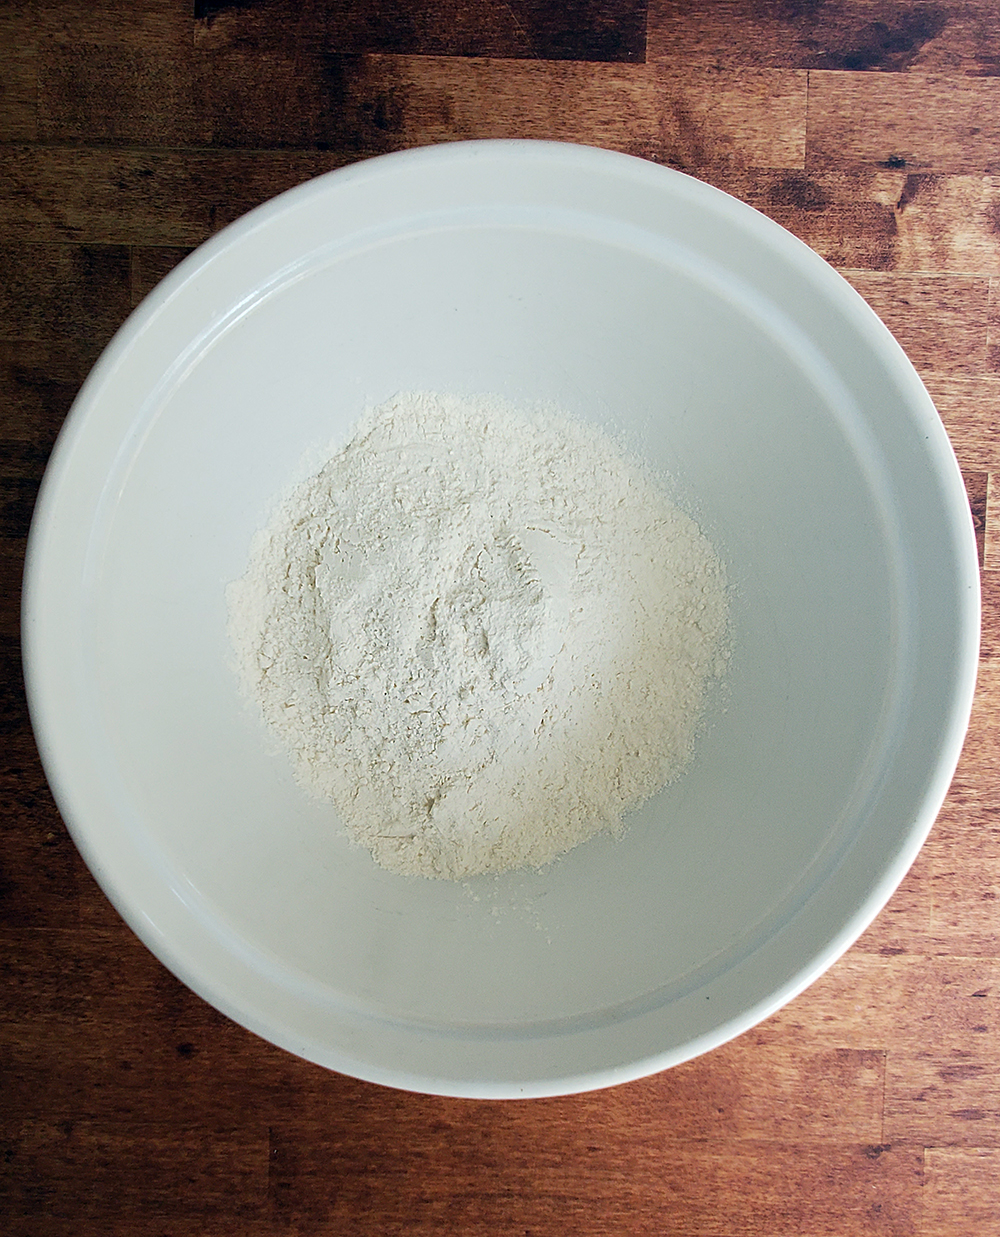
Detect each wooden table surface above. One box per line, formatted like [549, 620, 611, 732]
[3, 2, 999, 1234]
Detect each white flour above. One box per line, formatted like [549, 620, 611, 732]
[228, 392, 729, 879]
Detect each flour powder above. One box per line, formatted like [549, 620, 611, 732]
[228, 392, 729, 880]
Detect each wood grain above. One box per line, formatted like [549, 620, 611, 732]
[192, 0, 649, 63]
[0, 14, 36, 143]
[0, 146, 349, 246]
[267, 1114, 923, 1235]
[923, 1147, 1000, 1236]
[886, 1056, 1000, 1146]
[35, 0, 194, 50]
[4, 3, 1000, 1234]
[38, 44, 204, 146]
[755, 952, 1000, 1056]
[807, 69, 1000, 173]
[0, 340, 98, 443]
[852, 849, 936, 957]
[1, 1120, 267, 1234]
[838, 269, 992, 378]
[130, 245, 194, 307]
[0, 244, 130, 345]
[0, 741, 75, 930]
[927, 377, 1000, 469]
[961, 469, 989, 565]
[987, 472, 1000, 570]
[650, 0, 999, 74]
[186, 52, 806, 164]
[714, 169, 1000, 274]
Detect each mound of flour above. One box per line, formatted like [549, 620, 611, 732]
[228, 392, 729, 880]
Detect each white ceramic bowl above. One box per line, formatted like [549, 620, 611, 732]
[23, 141, 980, 1098]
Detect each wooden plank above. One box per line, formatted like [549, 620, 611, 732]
[986, 472, 1000, 571]
[56, 1002, 885, 1142]
[753, 953, 1000, 1057]
[962, 469, 989, 567]
[650, 0, 997, 74]
[807, 70, 1000, 174]
[0, 340, 86, 634]
[0, 339, 95, 443]
[988, 276, 1000, 375]
[130, 245, 194, 307]
[193, 0, 648, 63]
[0, 921, 893, 1228]
[0, 244, 130, 346]
[0, 916, 285, 1126]
[884, 173, 1000, 276]
[925, 377, 1000, 472]
[193, 46, 387, 151]
[0, 308, 116, 644]
[201, 54, 663, 157]
[0, 314, 69, 635]
[35, 0, 194, 50]
[0, 1021, 96, 1123]
[641, 1043, 885, 1146]
[38, 43, 204, 146]
[0, 430, 51, 560]
[715, 169, 1000, 274]
[0, 544, 27, 638]
[926, 792, 1000, 960]
[0, 146, 347, 246]
[16, 65, 803, 225]
[282, 56, 805, 167]
[0, 736, 77, 931]
[664, 1041, 885, 1144]
[852, 847, 935, 957]
[35, 916, 256, 1033]
[21, 959, 311, 1126]
[885, 1056, 1000, 1147]
[0, 337, 89, 648]
[382, 56, 662, 152]
[0, 457, 45, 542]
[0, 1119, 267, 1231]
[839, 270, 991, 377]
[192, 50, 800, 161]
[922, 1147, 1000, 1235]
[0, 15, 37, 143]
[0, 925, 92, 1023]
[268, 1116, 921, 1236]
[67, 927, 233, 1036]
[34, 1010, 312, 1129]
[657, 66, 805, 171]
[2, 3, 194, 152]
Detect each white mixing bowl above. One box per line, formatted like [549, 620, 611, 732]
[23, 140, 980, 1098]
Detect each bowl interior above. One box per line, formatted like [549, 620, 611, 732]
[25, 142, 978, 1097]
